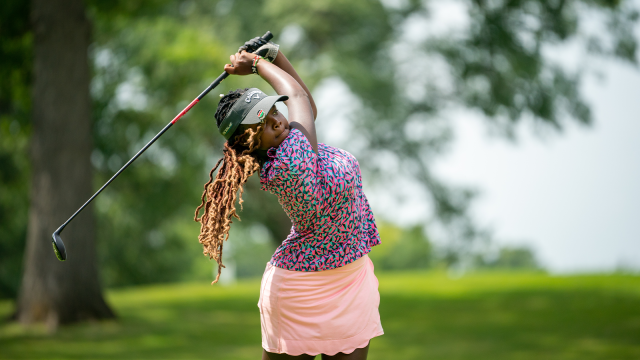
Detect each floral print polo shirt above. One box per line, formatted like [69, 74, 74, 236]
[259, 128, 381, 271]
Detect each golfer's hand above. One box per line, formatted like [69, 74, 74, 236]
[224, 50, 255, 76]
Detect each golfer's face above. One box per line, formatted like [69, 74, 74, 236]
[260, 105, 290, 150]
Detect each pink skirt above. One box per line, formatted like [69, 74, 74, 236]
[258, 254, 384, 356]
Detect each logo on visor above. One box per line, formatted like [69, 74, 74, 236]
[257, 109, 266, 121]
[245, 90, 262, 103]
[222, 122, 232, 135]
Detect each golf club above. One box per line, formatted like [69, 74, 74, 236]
[51, 31, 274, 261]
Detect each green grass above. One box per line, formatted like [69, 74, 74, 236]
[1, 271, 639, 359]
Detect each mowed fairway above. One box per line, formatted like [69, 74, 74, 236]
[1, 272, 639, 360]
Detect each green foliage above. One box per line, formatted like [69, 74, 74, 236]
[0, 0, 31, 298]
[87, 1, 295, 287]
[369, 223, 433, 271]
[475, 245, 542, 270]
[1, 272, 639, 359]
[370, 224, 542, 272]
[1, 0, 638, 293]
[224, 223, 277, 279]
[0, 122, 29, 299]
[351, 0, 639, 255]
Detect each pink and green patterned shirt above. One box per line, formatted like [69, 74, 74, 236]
[259, 128, 381, 271]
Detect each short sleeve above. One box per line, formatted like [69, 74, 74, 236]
[260, 129, 318, 210]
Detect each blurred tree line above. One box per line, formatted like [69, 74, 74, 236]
[224, 222, 542, 281]
[0, 0, 637, 321]
[369, 223, 542, 272]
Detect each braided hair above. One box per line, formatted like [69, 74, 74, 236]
[194, 88, 265, 284]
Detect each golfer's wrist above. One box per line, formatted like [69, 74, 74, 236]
[271, 50, 285, 67]
[252, 55, 263, 75]
[254, 56, 272, 76]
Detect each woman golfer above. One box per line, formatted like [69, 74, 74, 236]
[195, 41, 383, 360]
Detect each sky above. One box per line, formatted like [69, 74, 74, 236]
[431, 60, 640, 273]
[306, 1, 640, 274]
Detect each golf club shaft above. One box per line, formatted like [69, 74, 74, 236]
[54, 31, 272, 237]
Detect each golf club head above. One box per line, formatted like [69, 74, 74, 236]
[51, 230, 67, 261]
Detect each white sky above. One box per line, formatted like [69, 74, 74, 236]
[432, 61, 640, 273]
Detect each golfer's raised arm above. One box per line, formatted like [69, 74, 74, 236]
[272, 51, 317, 120]
[263, 60, 317, 153]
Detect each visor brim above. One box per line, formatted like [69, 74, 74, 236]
[241, 95, 289, 125]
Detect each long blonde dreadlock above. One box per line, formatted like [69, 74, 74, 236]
[195, 89, 266, 284]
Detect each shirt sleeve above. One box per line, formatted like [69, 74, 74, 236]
[260, 129, 318, 208]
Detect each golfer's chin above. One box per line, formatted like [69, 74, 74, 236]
[274, 128, 290, 146]
[259, 128, 290, 152]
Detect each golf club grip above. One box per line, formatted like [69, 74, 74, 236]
[248, 31, 273, 53]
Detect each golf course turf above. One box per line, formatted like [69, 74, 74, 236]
[1, 271, 638, 359]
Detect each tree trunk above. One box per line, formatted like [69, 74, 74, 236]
[16, 0, 115, 328]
